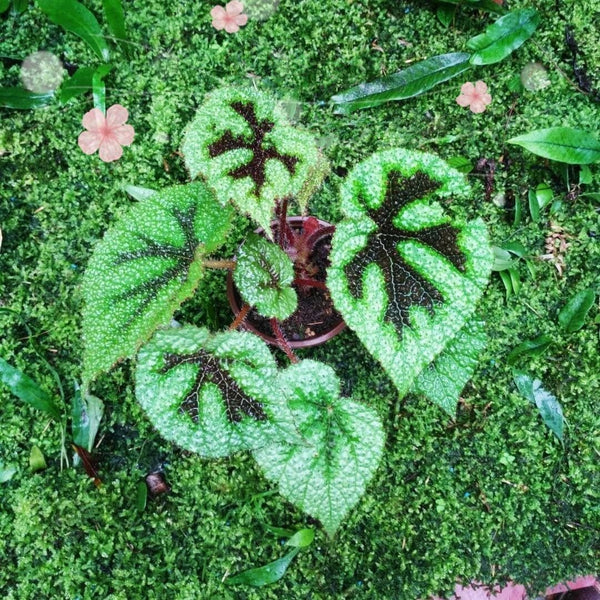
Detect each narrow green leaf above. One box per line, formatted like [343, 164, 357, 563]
[101, 0, 126, 44]
[468, 9, 540, 66]
[286, 528, 314, 548]
[124, 184, 157, 201]
[0, 87, 54, 109]
[36, 0, 110, 62]
[136, 480, 148, 512]
[506, 334, 553, 365]
[0, 358, 61, 418]
[253, 361, 385, 535]
[508, 267, 520, 295]
[82, 183, 233, 384]
[513, 371, 564, 442]
[535, 183, 553, 209]
[233, 233, 298, 320]
[528, 188, 540, 222]
[71, 385, 104, 452]
[331, 52, 472, 114]
[558, 288, 596, 332]
[29, 445, 47, 471]
[513, 195, 522, 226]
[0, 463, 17, 483]
[59, 66, 95, 104]
[508, 128, 600, 165]
[227, 547, 300, 586]
[498, 270, 512, 298]
[579, 165, 592, 185]
[413, 320, 487, 415]
[92, 63, 112, 113]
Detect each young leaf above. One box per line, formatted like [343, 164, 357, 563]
[36, 0, 110, 62]
[233, 233, 298, 320]
[253, 361, 385, 536]
[82, 182, 233, 385]
[412, 320, 487, 415]
[535, 183, 553, 209]
[286, 528, 314, 548]
[226, 547, 301, 586]
[124, 184, 157, 201]
[29, 445, 47, 472]
[506, 334, 553, 365]
[59, 66, 95, 104]
[467, 9, 540, 66]
[558, 288, 596, 333]
[182, 87, 321, 234]
[0, 463, 17, 483]
[579, 165, 593, 185]
[331, 52, 472, 114]
[136, 480, 148, 512]
[0, 87, 54, 109]
[328, 148, 492, 400]
[136, 327, 281, 457]
[101, 0, 126, 44]
[508, 128, 600, 165]
[71, 385, 104, 452]
[513, 371, 564, 442]
[528, 188, 540, 222]
[0, 358, 61, 418]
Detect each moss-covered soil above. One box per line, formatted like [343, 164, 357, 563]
[1, 0, 599, 598]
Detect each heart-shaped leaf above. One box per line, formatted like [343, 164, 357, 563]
[412, 320, 487, 415]
[253, 360, 384, 536]
[233, 233, 298, 320]
[508, 128, 600, 164]
[182, 87, 321, 234]
[136, 327, 280, 457]
[328, 148, 492, 400]
[82, 183, 233, 385]
[331, 52, 472, 114]
[467, 8, 540, 66]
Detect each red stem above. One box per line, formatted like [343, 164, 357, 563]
[304, 225, 335, 252]
[228, 303, 251, 331]
[270, 318, 298, 363]
[276, 197, 296, 249]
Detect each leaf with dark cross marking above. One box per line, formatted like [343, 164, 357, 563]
[136, 326, 281, 457]
[82, 183, 233, 386]
[182, 87, 322, 235]
[328, 148, 492, 406]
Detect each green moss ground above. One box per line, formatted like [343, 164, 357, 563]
[1, 0, 599, 598]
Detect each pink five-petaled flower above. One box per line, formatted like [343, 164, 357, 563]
[78, 104, 135, 162]
[456, 80, 492, 114]
[211, 1, 248, 33]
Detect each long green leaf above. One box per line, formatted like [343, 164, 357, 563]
[92, 63, 112, 113]
[0, 87, 54, 109]
[331, 52, 472, 114]
[508, 128, 600, 165]
[0, 358, 61, 418]
[468, 9, 540, 66]
[82, 183, 233, 384]
[227, 548, 301, 586]
[36, 0, 110, 62]
[59, 66, 95, 104]
[558, 288, 596, 332]
[506, 334, 553, 365]
[101, 0, 126, 43]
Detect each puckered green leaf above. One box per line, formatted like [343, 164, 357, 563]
[413, 320, 487, 415]
[328, 148, 492, 400]
[467, 8, 540, 66]
[182, 87, 321, 234]
[253, 360, 384, 536]
[233, 233, 298, 320]
[136, 326, 279, 457]
[82, 183, 233, 385]
[331, 52, 472, 114]
[508, 128, 600, 164]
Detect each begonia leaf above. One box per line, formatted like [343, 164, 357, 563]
[412, 320, 487, 415]
[182, 87, 321, 235]
[82, 183, 233, 385]
[233, 233, 298, 320]
[328, 148, 492, 400]
[467, 8, 540, 66]
[253, 361, 384, 536]
[136, 327, 280, 457]
[331, 52, 472, 114]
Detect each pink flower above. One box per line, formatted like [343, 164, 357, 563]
[78, 104, 135, 162]
[211, 1, 248, 33]
[456, 81, 492, 114]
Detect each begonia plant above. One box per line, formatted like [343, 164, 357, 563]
[81, 86, 492, 535]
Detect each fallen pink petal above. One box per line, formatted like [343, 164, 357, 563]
[78, 104, 135, 162]
[211, 0, 248, 33]
[456, 80, 492, 114]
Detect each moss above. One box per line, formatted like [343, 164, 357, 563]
[1, 0, 599, 597]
